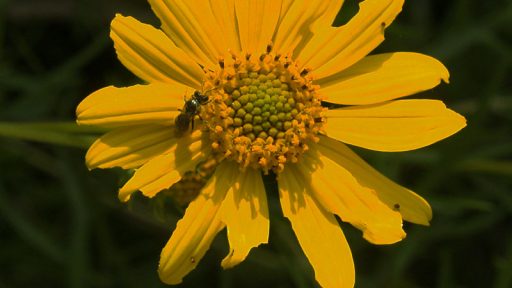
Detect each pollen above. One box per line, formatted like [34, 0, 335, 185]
[200, 45, 325, 173]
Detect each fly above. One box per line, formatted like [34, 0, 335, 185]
[175, 90, 209, 135]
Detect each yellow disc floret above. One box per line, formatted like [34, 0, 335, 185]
[201, 45, 325, 173]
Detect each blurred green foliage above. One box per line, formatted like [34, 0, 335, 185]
[1, 0, 511, 287]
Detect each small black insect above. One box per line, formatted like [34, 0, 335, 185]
[393, 203, 401, 211]
[175, 90, 209, 134]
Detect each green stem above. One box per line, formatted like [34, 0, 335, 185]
[0, 121, 105, 148]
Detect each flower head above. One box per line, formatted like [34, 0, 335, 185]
[77, 0, 466, 287]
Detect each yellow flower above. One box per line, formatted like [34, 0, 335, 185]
[76, 0, 466, 287]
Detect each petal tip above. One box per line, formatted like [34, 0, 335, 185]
[112, 13, 126, 21]
[84, 159, 99, 171]
[449, 110, 467, 134]
[362, 224, 407, 245]
[440, 66, 450, 84]
[85, 161, 96, 171]
[220, 250, 238, 269]
[441, 73, 450, 84]
[158, 268, 183, 285]
[118, 186, 134, 202]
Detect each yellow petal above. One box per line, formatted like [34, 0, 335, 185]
[310, 0, 345, 32]
[279, 166, 355, 288]
[209, 0, 241, 53]
[319, 52, 450, 105]
[235, 0, 281, 54]
[76, 83, 186, 128]
[86, 125, 175, 170]
[318, 135, 432, 225]
[297, 0, 404, 79]
[118, 130, 206, 201]
[219, 168, 269, 268]
[111, 14, 204, 88]
[148, 0, 227, 69]
[158, 162, 237, 284]
[325, 100, 467, 152]
[273, 0, 344, 56]
[298, 147, 405, 244]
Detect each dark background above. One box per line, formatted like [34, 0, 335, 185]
[1, 0, 511, 287]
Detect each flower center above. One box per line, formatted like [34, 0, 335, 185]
[200, 45, 325, 173]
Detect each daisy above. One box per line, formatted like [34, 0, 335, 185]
[76, 0, 466, 287]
